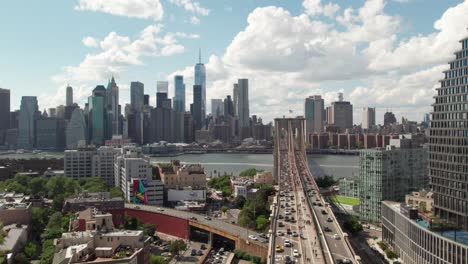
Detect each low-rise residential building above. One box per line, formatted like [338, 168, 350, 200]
[231, 177, 253, 198]
[63, 192, 124, 213]
[254, 171, 273, 185]
[157, 160, 206, 190]
[53, 209, 150, 264]
[0, 192, 32, 225]
[405, 190, 433, 213]
[0, 224, 28, 255]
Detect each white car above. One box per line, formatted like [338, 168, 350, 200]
[333, 234, 341, 240]
[285, 210, 291, 215]
[157, 207, 164, 211]
[284, 239, 292, 247]
[248, 235, 258, 241]
[293, 249, 300, 257]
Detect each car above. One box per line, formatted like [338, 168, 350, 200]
[284, 239, 292, 247]
[248, 235, 258, 241]
[135, 206, 140, 209]
[284, 255, 293, 264]
[327, 217, 333, 222]
[281, 205, 285, 208]
[191, 249, 197, 256]
[157, 207, 164, 211]
[338, 259, 352, 264]
[287, 228, 292, 235]
[279, 222, 285, 227]
[290, 216, 296, 222]
[333, 234, 341, 240]
[190, 216, 198, 220]
[275, 245, 283, 252]
[312, 202, 317, 206]
[200, 244, 206, 250]
[162, 245, 170, 251]
[292, 231, 298, 237]
[197, 250, 203, 256]
[285, 210, 291, 215]
[321, 210, 328, 215]
[324, 227, 332, 232]
[204, 216, 212, 220]
[315, 198, 320, 202]
[293, 249, 300, 257]
[318, 203, 323, 207]
[277, 231, 284, 236]
[291, 208, 296, 213]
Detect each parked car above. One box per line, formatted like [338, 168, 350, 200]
[248, 235, 258, 241]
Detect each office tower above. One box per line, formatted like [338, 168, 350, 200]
[211, 99, 224, 118]
[304, 95, 325, 138]
[194, 49, 206, 119]
[184, 112, 194, 143]
[326, 93, 353, 132]
[144, 94, 149, 106]
[192, 85, 202, 130]
[157, 81, 168, 93]
[36, 118, 66, 150]
[66, 108, 87, 149]
[9, 111, 19, 129]
[150, 107, 173, 143]
[362, 107, 376, 130]
[173, 111, 184, 143]
[430, 35, 468, 230]
[237, 79, 250, 138]
[106, 77, 120, 136]
[359, 136, 428, 222]
[56, 105, 65, 119]
[174, 75, 185, 113]
[66, 85, 73, 106]
[233, 83, 238, 116]
[156, 81, 170, 109]
[114, 146, 163, 205]
[17, 96, 39, 149]
[384, 111, 397, 126]
[130, 81, 144, 111]
[88, 86, 106, 146]
[0, 88, 10, 131]
[48, 108, 56, 118]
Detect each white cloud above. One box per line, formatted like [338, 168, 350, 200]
[82, 36, 98, 47]
[190, 16, 200, 25]
[169, 0, 210, 16]
[75, 0, 164, 21]
[168, 0, 468, 123]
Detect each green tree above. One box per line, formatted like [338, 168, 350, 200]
[233, 195, 246, 208]
[123, 216, 140, 230]
[32, 208, 51, 234]
[24, 242, 37, 259]
[255, 215, 269, 231]
[169, 239, 187, 258]
[29, 177, 47, 196]
[52, 193, 66, 211]
[315, 176, 337, 188]
[239, 168, 262, 177]
[344, 217, 363, 234]
[150, 255, 168, 264]
[47, 212, 63, 230]
[6, 181, 28, 194]
[39, 239, 55, 264]
[221, 206, 229, 213]
[80, 177, 108, 192]
[142, 223, 156, 237]
[14, 252, 29, 264]
[110, 187, 124, 198]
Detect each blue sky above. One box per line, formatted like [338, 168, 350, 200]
[1, 0, 467, 123]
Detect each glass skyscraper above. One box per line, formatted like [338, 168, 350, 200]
[130, 81, 144, 111]
[430, 34, 468, 230]
[17, 96, 39, 149]
[174, 75, 185, 113]
[194, 50, 206, 119]
[89, 86, 106, 146]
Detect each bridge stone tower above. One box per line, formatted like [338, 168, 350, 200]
[273, 117, 306, 179]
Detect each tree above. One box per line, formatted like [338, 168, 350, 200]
[29, 177, 47, 196]
[110, 187, 124, 198]
[142, 223, 156, 237]
[32, 208, 51, 234]
[123, 216, 140, 230]
[169, 239, 187, 258]
[343, 217, 363, 234]
[150, 255, 168, 264]
[14, 252, 29, 264]
[239, 168, 261, 177]
[80, 177, 108, 192]
[255, 215, 269, 231]
[39, 239, 55, 264]
[47, 212, 63, 230]
[221, 206, 229, 213]
[233, 195, 246, 208]
[24, 242, 37, 259]
[52, 193, 66, 212]
[315, 176, 337, 188]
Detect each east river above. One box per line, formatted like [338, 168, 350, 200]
[1, 152, 359, 180]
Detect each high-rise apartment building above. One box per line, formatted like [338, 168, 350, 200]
[326, 93, 353, 132]
[359, 136, 428, 222]
[66, 108, 87, 149]
[114, 146, 163, 205]
[174, 75, 185, 113]
[92, 146, 117, 187]
[66, 85, 73, 106]
[211, 99, 224, 118]
[192, 85, 203, 130]
[17, 96, 39, 149]
[362, 107, 376, 130]
[305, 95, 324, 138]
[430, 34, 468, 230]
[194, 50, 206, 119]
[130, 81, 144, 111]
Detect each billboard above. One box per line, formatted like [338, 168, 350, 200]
[132, 179, 148, 204]
[167, 189, 206, 202]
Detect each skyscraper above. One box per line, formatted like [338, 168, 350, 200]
[326, 93, 353, 132]
[17, 96, 39, 149]
[66, 108, 87, 149]
[237, 79, 250, 138]
[66, 85, 73, 106]
[106, 77, 120, 136]
[430, 34, 468, 230]
[144, 94, 150, 106]
[88, 86, 106, 146]
[0, 88, 10, 131]
[130, 81, 144, 111]
[194, 49, 206, 119]
[362, 107, 376, 130]
[304, 95, 324, 138]
[156, 81, 170, 109]
[233, 83, 238, 116]
[192, 85, 202, 130]
[174, 75, 185, 113]
[211, 99, 224, 118]
[384, 111, 397, 126]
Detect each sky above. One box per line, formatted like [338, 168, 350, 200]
[1, 0, 468, 124]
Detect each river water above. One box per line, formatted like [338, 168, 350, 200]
[0, 152, 359, 180]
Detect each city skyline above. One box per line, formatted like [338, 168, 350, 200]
[2, 0, 468, 123]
